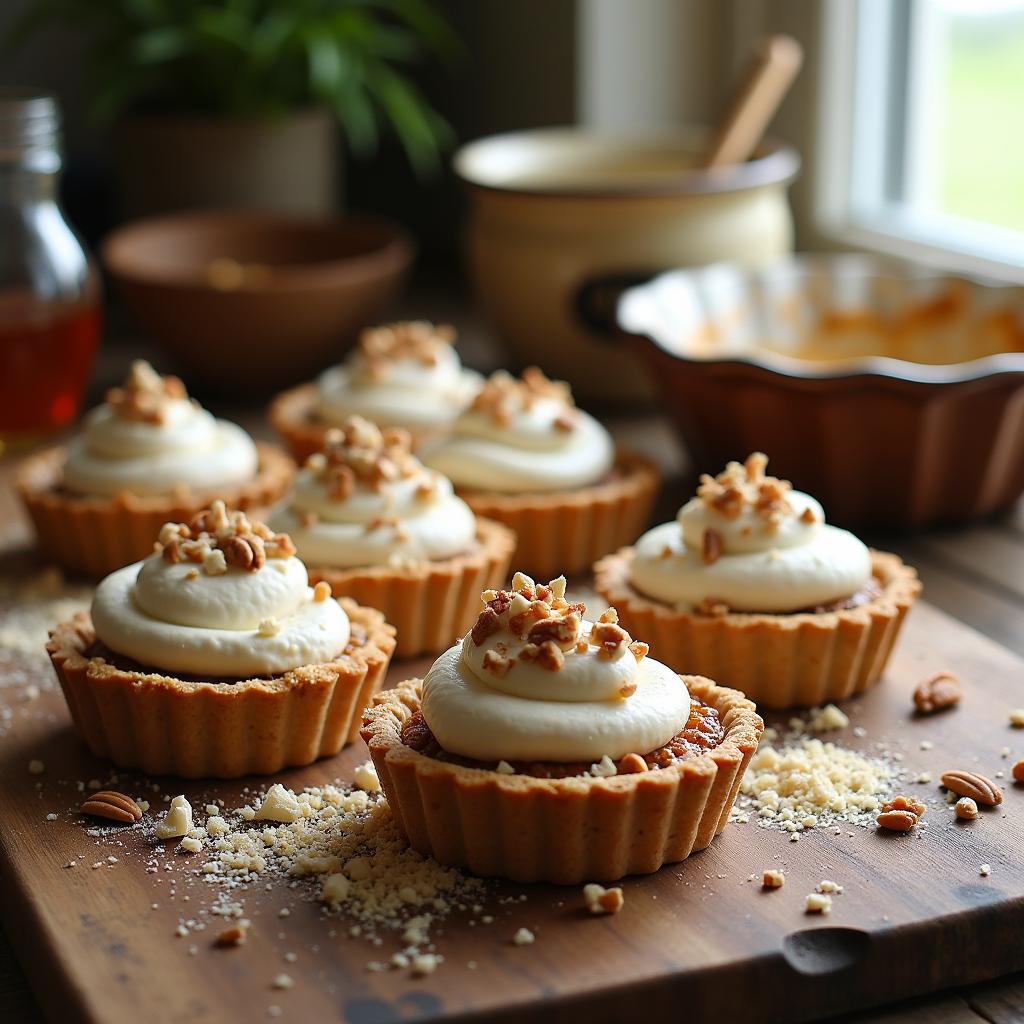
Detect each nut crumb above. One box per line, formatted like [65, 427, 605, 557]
[512, 927, 535, 946]
[805, 893, 832, 914]
[955, 797, 979, 821]
[583, 883, 624, 915]
[762, 869, 785, 889]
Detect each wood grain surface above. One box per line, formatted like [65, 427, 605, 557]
[2, 587, 1024, 1024]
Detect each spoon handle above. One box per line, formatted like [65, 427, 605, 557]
[703, 34, 803, 170]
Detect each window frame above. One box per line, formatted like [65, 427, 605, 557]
[815, 0, 1024, 283]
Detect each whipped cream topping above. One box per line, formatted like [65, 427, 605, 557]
[631, 453, 872, 613]
[272, 416, 477, 569]
[63, 361, 258, 497]
[315, 321, 482, 433]
[91, 502, 349, 677]
[421, 573, 690, 763]
[422, 368, 614, 493]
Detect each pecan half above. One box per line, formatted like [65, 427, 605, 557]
[913, 671, 962, 714]
[221, 534, 266, 571]
[876, 809, 918, 832]
[701, 528, 723, 565]
[81, 791, 143, 824]
[940, 770, 1002, 806]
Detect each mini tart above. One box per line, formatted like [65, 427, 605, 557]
[17, 441, 295, 579]
[307, 518, 516, 658]
[361, 675, 762, 884]
[269, 383, 446, 461]
[457, 449, 660, 579]
[594, 548, 921, 710]
[47, 598, 395, 779]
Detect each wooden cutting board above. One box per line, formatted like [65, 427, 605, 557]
[2, 592, 1024, 1024]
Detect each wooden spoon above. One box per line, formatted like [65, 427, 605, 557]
[703, 34, 803, 169]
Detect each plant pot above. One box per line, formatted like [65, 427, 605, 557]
[114, 108, 340, 219]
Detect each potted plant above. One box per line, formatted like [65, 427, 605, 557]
[14, 0, 455, 216]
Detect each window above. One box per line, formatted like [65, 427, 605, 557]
[818, 0, 1024, 279]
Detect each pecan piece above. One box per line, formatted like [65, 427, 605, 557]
[589, 620, 631, 659]
[701, 528, 723, 565]
[955, 798, 979, 821]
[527, 612, 580, 650]
[618, 753, 648, 774]
[1013, 759, 1024, 784]
[880, 794, 926, 818]
[940, 770, 1002, 806]
[876, 809, 918, 832]
[535, 640, 565, 672]
[471, 607, 501, 646]
[220, 534, 266, 571]
[81, 791, 143, 824]
[913, 671, 962, 714]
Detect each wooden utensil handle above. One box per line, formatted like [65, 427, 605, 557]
[704, 34, 803, 169]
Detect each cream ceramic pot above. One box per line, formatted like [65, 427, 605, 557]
[454, 127, 799, 404]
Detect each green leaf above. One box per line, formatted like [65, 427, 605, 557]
[128, 27, 190, 65]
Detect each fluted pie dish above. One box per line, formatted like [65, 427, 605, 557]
[594, 453, 921, 709]
[18, 361, 294, 578]
[46, 501, 395, 778]
[422, 367, 660, 578]
[272, 415, 515, 657]
[361, 571, 762, 884]
[269, 320, 482, 460]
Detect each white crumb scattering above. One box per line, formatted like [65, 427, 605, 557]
[512, 927, 535, 946]
[45, 813, 57, 822]
[736, 725, 894, 834]
[411, 953, 443, 976]
[1001, 747, 1011, 759]
[915, 772, 932, 784]
[817, 880, 843, 894]
[24, 685, 40, 701]
[789, 834, 800, 843]
[1009, 709, 1024, 728]
[179, 837, 203, 854]
[267, 1007, 282, 1018]
[206, 804, 220, 816]
[206, 815, 230, 837]
[254, 784, 303, 823]
[278, 908, 291, 918]
[762, 869, 785, 889]
[239, 805, 257, 821]
[28, 760, 45, 775]
[271, 974, 294, 990]
[919, 740, 934, 751]
[806, 704, 850, 733]
[175, 924, 189, 938]
[980, 864, 991, 877]
[155, 795, 193, 839]
[589, 755, 617, 778]
[806, 893, 832, 914]
[495, 760, 515, 775]
[137, 799, 150, 813]
[353, 761, 382, 794]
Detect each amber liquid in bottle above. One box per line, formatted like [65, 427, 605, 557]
[0, 293, 101, 443]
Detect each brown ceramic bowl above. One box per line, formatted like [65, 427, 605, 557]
[617, 256, 1024, 528]
[102, 212, 414, 393]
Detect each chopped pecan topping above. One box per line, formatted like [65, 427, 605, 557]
[702, 528, 723, 565]
[598, 607, 618, 624]
[913, 671, 962, 714]
[696, 452, 795, 526]
[313, 581, 332, 603]
[221, 534, 265, 571]
[940, 770, 1002, 806]
[527, 612, 581, 650]
[628, 640, 649, 662]
[310, 416, 423, 498]
[471, 607, 502, 646]
[482, 650, 511, 678]
[471, 367, 575, 428]
[800, 506, 817, 524]
[105, 360, 187, 425]
[535, 640, 565, 672]
[881, 795, 926, 818]
[589, 620, 632, 659]
[358, 320, 455, 378]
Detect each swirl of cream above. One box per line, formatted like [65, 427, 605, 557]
[272, 417, 478, 568]
[315, 322, 481, 433]
[92, 554, 349, 677]
[62, 362, 258, 497]
[421, 577, 690, 762]
[422, 370, 614, 493]
[631, 455, 871, 613]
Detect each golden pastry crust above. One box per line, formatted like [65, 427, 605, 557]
[47, 598, 395, 779]
[17, 441, 295, 579]
[593, 548, 921, 709]
[307, 517, 516, 658]
[455, 449, 661, 580]
[360, 675, 762, 884]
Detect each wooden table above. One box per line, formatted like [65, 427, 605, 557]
[2, 301, 1024, 1022]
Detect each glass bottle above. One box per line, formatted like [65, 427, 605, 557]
[0, 89, 101, 450]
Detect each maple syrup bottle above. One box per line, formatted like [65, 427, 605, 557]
[0, 90, 100, 451]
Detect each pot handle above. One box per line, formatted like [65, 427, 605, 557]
[573, 271, 653, 340]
